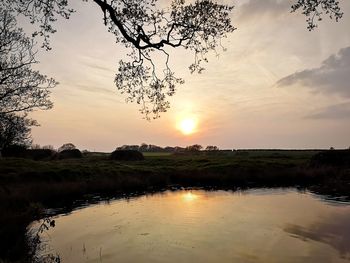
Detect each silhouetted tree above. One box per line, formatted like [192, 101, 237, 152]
[30, 144, 55, 150]
[2, 0, 234, 118]
[58, 143, 76, 152]
[31, 144, 42, 149]
[0, 8, 56, 152]
[291, 0, 343, 30]
[164, 146, 175, 152]
[0, 113, 37, 150]
[205, 145, 219, 151]
[139, 143, 149, 152]
[148, 144, 163, 152]
[3, 0, 342, 118]
[42, 145, 55, 150]
[0, 8, 56, 115]
[117, 144, 139, 151]
[186, 144, 202, 152]
[174, 146, 185, 152]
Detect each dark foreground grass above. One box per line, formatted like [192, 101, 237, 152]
[0, 150, 349, 262]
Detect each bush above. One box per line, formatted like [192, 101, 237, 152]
[1, 145, 27, 158]
[311, 150, 350, 167]
[110, 150, 144, 161]
[57, 149, 83, 159]
[25, 149, 55, 160]
[58, 143, 76, 152]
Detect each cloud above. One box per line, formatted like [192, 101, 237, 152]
[277, 46, 350, 98]
[237, 0, 290, 22]
[85, 63, 114, 73]
[79, 55, 115, 73]
[306, 102, 350, 119]
[75, 83, 116, 95]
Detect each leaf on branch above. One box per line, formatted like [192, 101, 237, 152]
[291, 0, 343, 30]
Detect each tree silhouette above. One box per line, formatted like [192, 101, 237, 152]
[291, 0, 343, 30]
[58, 143, 76, 152]
[0, 113, 37, 150]
[0, 8, 56, 115]
[186, 144, 202, 152]
[0, 8, 56, 150]
[205, 145, 219, 151]
[1, 0, 344, 118]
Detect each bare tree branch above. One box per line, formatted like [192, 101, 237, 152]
[2, 0, 344, 118]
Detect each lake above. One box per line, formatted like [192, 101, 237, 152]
[31, 189, 350, 262]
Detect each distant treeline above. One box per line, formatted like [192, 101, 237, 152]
[115, 144, 345, 153]
[116, 144, 221, 152]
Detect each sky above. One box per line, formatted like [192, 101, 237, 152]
[20, 0, 350, 151]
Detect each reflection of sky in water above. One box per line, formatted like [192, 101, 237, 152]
[33, 189, 350, 263]
[284, 212, 350, 259]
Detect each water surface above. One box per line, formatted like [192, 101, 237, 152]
[33, 189, 350, 262]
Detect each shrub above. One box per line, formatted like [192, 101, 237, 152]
[25, 149, 55, 160]
[57, 149, 83, 159]
[311, 150, 350, 167]
[110, 150, 144, 161]
[1, 145, 27, 158]
[58, 143, 76, 152]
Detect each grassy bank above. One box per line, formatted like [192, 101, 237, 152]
[1, 150, 349, 262]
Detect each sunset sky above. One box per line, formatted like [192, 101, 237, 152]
[22, 0, 350, 151]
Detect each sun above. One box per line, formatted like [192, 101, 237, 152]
[179, 118, 197, 135]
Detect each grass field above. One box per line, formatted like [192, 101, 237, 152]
[0, 150, 349, 262]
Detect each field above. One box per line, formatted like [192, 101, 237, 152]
[0, 150, 349, 262]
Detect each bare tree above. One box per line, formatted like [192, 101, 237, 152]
[1, 0, 344, 118]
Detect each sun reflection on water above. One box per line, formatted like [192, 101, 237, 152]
[33, 190, 350, 263]
[182, 192, 199, 202]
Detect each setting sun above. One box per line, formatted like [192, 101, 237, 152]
[179, 118, 197, 135]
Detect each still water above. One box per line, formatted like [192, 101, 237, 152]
[32, 189, 350, 262]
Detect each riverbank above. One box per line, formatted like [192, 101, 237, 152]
[1, 150, 349, 262]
